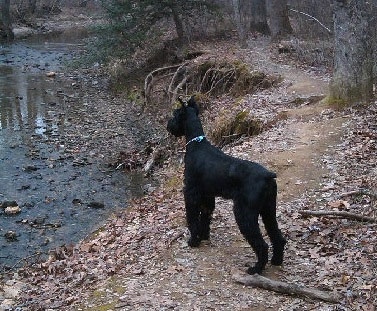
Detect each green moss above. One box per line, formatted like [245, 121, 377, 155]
[85, 303, 117, 311]
[79, 277, 127, 310]
[127, 88, 143, 105]
[325, 95, 348, 108]
[165, 174, 182, 190]
[328, 79, 374, 106]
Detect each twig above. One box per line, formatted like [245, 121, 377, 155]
[115, 162, 125, 170]
[2, 253, 41, 273]
[338, 189, 377, 199]
[232, 270, 340, 303]
[299, 210, 376, 223]
[289, 8, 332, 34]
[207, 69, 235, 95]
[167, 230, 185, 248]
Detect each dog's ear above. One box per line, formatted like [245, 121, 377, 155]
[177, 96, 186, 107]
[187, 95, 199, 115]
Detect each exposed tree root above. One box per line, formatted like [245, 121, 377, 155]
[232, 270, 340, 303]
[144, 63, 187, 104]
[143, 56, 278, 107]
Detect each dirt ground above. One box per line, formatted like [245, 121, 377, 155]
[1, 35, 376, 310]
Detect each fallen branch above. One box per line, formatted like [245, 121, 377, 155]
[299, 210, 376, 223]
[232, 270, 340, 303]
[167, 230, 185, 248]
[2, 253, 42, 273]
[143, 148, 163, 176]
[338, 189, 377, 199]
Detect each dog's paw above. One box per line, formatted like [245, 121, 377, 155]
[271, 256, 283, 266]
[200, 233, 210, 240]
[247, 265, 263, 275]
[188, 237, 201, 247]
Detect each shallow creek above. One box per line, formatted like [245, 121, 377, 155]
[0, 32, 144, 269]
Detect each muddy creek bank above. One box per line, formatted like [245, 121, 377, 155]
[0, 32, 154, 269]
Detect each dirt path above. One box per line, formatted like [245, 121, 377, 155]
[70, 42, 352, 310]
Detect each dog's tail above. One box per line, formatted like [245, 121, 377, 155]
[266, 171, 277, 179]
[257, 165, 276, 180]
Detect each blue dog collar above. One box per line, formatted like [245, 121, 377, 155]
[186, 135, 206, 146]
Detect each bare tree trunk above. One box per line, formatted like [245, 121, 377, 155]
[29, 0, 37, 14]
[329, 0, 376, 105]
[171, 4, 185, 43]
[0, 0, 13, 41]
[250, 0, 270, 35]
[232, 0, 247, 47]
[266, 0, 293, 40]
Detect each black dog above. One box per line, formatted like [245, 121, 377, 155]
[167, 96, 286, 274]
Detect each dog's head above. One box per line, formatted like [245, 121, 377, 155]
[167, 96, 199, 137]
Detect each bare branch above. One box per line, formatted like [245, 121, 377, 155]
[289, 8, 332, 34]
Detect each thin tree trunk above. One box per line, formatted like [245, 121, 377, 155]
[250, 0, 270, 35]
[0, 0, 13, 41]
[232, 0, 247, 48]
[29, 0, 37, 14]
[329, 0, 375, 104]
[171, 5, 185, 43]
[266, 0, 293, 40]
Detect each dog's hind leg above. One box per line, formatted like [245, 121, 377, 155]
[199, 196, 215, 240]
[233, 196, 268, 274]
[260, 179, 286, 266]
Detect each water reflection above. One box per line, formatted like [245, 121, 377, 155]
[0, 32, 142, 269]
[0, 32, 79, 132]
[0, 66, 61, 132]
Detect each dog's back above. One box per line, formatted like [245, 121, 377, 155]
[185, 141, 276, 199]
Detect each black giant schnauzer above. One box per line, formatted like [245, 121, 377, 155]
[167, 96, 286, 274]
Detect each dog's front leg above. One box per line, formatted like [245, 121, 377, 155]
[184, 190, 202, 247]
[198, 196, 215, 240]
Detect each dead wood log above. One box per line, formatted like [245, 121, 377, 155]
[299, 210, 376, 223]
[232, 270, 340, 303]
[143, 148, 163, 176]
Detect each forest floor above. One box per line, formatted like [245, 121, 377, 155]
[1, 14, 377, 311]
